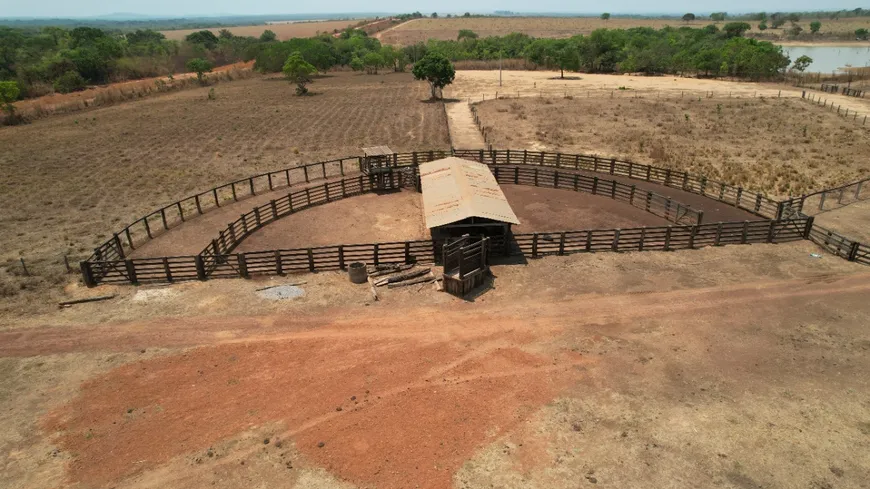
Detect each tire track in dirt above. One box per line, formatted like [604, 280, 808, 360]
[4, 272, 870, 358]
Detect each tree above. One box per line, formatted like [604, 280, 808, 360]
[723, 22, 752, 38]
[809, 21, 822, 34]
[412, 52, 455, 99]
[758, 12, 768, 22]
[710, 12, 727, 22]
[186, 58, 213, 84]
[758, 21, 768, 31]
[458, 29, 478, 40]
[350, 56, 364, 72]
[789, 24, 804, 36]
[363, 51, 384, 74]
[601, 13, 611, 21]
[260, 30, 277, 42]
[463, 12, 471, 17]
[786, 13, 801, 23]
[682, 13, 696, 23]
[282, 51, 317, 95]
[771, 18, 786, 29]
[185, 30, 219, 49]
[856, 28, 869, 40]
[53, 70, 87, 93]
[0, 80, 19, 117]
[431, 12, 438, 18]
[218, 29, 234, 40]
[792, 55, 813, 72]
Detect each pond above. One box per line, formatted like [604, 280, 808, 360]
[782, 45, 870, 72]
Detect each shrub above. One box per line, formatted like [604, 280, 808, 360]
[363, 52, 385, 74]
[810, 21, 822, 34]
[857, 28, 869, 40]
[186, 58, 213, 84]
[53, 71, 87, 94]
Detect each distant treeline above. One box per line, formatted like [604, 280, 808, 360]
[0, 26, 277, 98]
[254, 25, 794, 80]
[0, 14, 377, 31]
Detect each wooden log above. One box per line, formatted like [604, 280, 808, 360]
[387, 273, 435, 288]
[375, 268, 431, 287]
[59, 294, 117, 307]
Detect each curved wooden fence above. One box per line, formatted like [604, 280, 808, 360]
[81, 148, 849, 286]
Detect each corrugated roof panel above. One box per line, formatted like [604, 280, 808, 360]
[419, 157, 520, 229]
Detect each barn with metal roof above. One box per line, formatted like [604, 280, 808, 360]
[419, 157, 520, 244]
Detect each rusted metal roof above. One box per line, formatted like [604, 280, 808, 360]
[419, 157, 520, 229]
[362, 145, 394, 157]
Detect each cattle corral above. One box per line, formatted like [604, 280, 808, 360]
[2, 66, 870, 489]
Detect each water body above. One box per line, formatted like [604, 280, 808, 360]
[782, 45, 870, 72]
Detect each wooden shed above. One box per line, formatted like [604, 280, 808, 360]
[419, 157, 520, 248]
[362, 145, 396, 190]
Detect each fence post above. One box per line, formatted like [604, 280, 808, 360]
[532, 233, 539, 258]
[585, 231, 593, 251]
[238, 254, 249, 279]
[114, 233, 125, 259]
[275, 250, 283, 275]
[741, 221, 749, 244]
[735, 187, 743, 208]
[629, 185, 636, 205]
[270, 200, 278, 220]
[592, 177, 599, 195]
[848, 242, 860, 261]
[612, 229, 621, 252]
[177, 202, 185, 222]
[125, 228, 134, 250]
[681, 172, 689, 190]
[558, 233, 565, 255]
[645, 165, 651, 181]
[143, 217, 152, 239]
[611, 181, 617, 199]
[195, 255, 207, 280]
[338, 245, 345, 270]
[307, 248, 315, 272]
[803, 216, 815, 239]
[303, 165, 309, 183]
[534, 167, 539, 186]
[715, 222, 723, 246]
[639, 228, 646, 251]
[696, 211, 704, 226]
[664, 226, 672, 251]
[80, 261, 96, 287]
[195, 195, 202, 214]
[249, 177, 255, 196]
[514, 167, 519, 184]
[160, 208, 168, 230]
[405, 242, 412, 264]
[775, 202, 785, 220]
[645, 192, 652, 212]
[254, 207, 261, 228]
[125, 260, 138, 285]
[767, 220, 777, 243]
[523, 149, 528, 164]
[554, 170, 559, 188]
[819, 192, 827, 210]
[373, 244, 379, 266]
[754, 194, 762, 213]
[688, 226, 696, 249]
[213, 188, 220, 207]
[609, 158, 615, 175]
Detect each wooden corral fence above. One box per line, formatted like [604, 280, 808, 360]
[82, 218, 810, 286]
[453, 149, 783, 220]
[82, 149, 858, 286]
[819, 83, 866, 98]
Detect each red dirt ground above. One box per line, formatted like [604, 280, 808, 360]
[42, 332, 581, 489]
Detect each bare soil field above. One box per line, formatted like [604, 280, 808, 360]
[2, 242, 869, 489]
[160, 19, 365, 41]
[379, 16, 870, 45]
[235, 190, 427, 252]
[474, 96, 870, 198]
[0, 72, 448, 314]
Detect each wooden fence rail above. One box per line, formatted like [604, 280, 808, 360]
[780, 175, 870, 216]
[80, 217, 809, 286]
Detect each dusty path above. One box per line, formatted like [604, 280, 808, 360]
[445, 101, 486, 149]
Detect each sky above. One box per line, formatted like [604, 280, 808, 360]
[1, 0, 865, 18]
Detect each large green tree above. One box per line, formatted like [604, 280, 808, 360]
[186, 58, 213, 84]
[412, 53, 455, 99]
[283, 51, 317, 95]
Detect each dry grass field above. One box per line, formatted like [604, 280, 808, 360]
[474, 96, 870, 197]
[160, 19, 365, 41]
[0, 72, 448, 313]
[379, 16, 870, 45]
